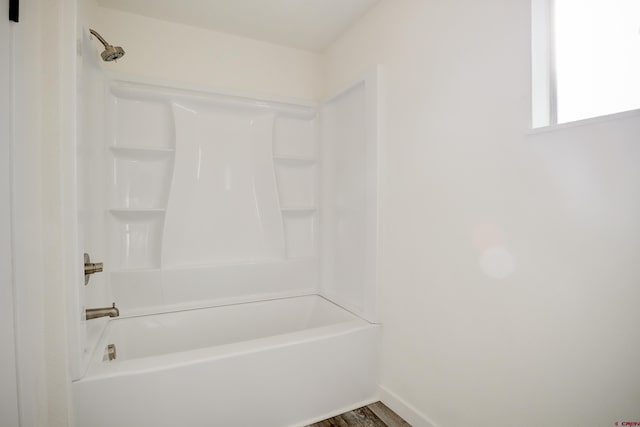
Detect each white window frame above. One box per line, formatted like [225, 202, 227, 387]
[531, 0, 558, 128]
[532, 0, 640, 129]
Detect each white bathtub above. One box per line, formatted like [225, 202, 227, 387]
[72, 295, 379, 427]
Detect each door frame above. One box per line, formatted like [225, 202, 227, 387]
[1, 0, 23, 424]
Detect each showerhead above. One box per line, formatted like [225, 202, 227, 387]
[89, 29, 125, 62]
[100, 45, 125, 62]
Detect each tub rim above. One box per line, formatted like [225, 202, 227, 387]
[78, 294, 374, 382]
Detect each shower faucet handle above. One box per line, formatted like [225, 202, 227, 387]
[84, 253, 103, 286]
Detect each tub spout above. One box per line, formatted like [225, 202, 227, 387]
[86, 303, 119, 320]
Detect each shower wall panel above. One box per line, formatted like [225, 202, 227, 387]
[163, 106, 284, 267]
[105, 81, 319, 315]
[72, 27, 113, 380]
[320, 72, 381, 323]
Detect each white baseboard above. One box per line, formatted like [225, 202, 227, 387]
[379, 386, 440, 427]
[291, 395, 380, 427]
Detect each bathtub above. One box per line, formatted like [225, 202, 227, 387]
[72, 295, 379, 427]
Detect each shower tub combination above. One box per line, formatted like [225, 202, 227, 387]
[73, 296, 378, 427]
[72, 33, 381, 425]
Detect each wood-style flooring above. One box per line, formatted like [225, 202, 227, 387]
[306, 402, 411, 427]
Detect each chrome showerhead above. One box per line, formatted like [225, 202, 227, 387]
[89, 29, 125, 62]
[100, 45, 125, 62]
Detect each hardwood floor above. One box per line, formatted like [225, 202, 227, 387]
[306, 402, 411, 427]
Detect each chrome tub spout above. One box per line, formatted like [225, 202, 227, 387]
[86, 303, 119, 320]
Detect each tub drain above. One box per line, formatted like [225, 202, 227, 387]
[107, 344, 117, 361]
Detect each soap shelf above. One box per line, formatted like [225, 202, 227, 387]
[108, 209, 165, 271]
[273, 156, 317, 165]
[109, 208, 166, 214]
[109, 146, 175, 158]
[280, 206, 317, 213]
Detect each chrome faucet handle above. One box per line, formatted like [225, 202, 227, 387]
[84, 253, 104, 285]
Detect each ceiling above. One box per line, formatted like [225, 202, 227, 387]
[96, 0, 381, 51]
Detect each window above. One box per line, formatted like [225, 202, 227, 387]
[532, 0, 640, 127]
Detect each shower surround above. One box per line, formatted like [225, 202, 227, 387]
[105, 80, 322, 314]
[71, 62, 381, 426]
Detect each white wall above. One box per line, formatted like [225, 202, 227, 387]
[325, 1, 640, 426]
[11, 0, 49, 423]
[93, 7, 323, 100]
[0, 0, 20, 425]
[8, 0, 76, 425]
[42, 0, 77, 422]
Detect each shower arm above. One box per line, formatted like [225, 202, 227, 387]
[89, 29, 111, 48]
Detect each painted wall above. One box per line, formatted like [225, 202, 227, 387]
[10, 0, 49, 424]
[7, 0, 76, 425]
[324, 1, 640, 426]
[94, 7, 323, 101]
[0, 0, 20, 425]
[41, 0, 77, 422]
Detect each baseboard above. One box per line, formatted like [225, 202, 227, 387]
[291, 395, 380, 427]
[379, 386, 440, 427]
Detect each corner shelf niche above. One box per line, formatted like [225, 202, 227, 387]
[273, 156, 317, 165]
[272, 113, 319, 259]
[109, 146, 175, 156]
[281, 210, 317, 259]
[107, 87, 176, 272]
[108, 146, 175, 209]
[108, 209, 166, 271]
[280, 206, 317, 212]
[109, 208, 166, 214]
[111, 96, 174, 149]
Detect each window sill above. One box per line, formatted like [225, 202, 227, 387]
[528, 107, 640, 135]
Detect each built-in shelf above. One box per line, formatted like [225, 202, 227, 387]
[280, 206, 317, 213]
[108, 209, 164, 271]
[109, 146, 175, 157]
[273, 156, 317, 165]
[109, 208, 166, 214]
